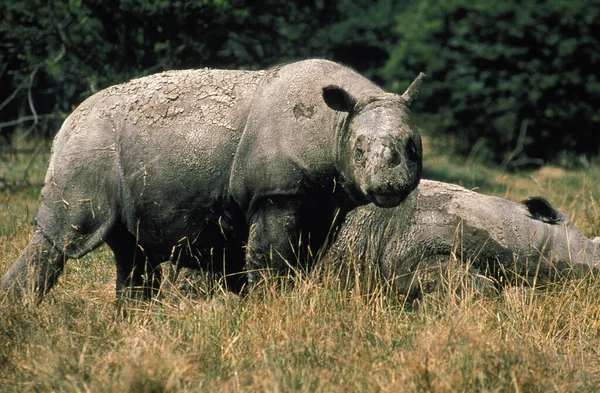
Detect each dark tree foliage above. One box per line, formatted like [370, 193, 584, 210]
[6, 0, 596, 166]
[386, 0, 600, 166]
[0, 0, 403, 143]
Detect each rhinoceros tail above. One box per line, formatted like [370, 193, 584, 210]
[522, 197, 564, 224]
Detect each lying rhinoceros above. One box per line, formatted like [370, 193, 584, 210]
[2, 59, 425, 303]
[332, 179, 600, 297]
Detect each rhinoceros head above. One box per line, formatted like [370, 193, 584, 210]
[323, 73, 425, 208]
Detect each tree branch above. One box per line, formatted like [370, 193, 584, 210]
[0, 77, 28, 112]
[502, 119, 530, 169]
[0, 113, 66, 130]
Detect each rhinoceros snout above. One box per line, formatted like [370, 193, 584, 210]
[363, 154, 421, 207]
[375, 136, 420, 169]
[381, 147, 401, 168]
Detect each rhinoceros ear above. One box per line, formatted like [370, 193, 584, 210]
[400, 72, 427, 107]
[322, 86, 356, 113]
[522, 196, 563, 224]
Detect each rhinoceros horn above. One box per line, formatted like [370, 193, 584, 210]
[401, 72, 426, 107]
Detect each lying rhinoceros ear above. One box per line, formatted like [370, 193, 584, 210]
[400, 72, 426, 107]
[322, 86, 357, 113]
[522, 196, 563, 224]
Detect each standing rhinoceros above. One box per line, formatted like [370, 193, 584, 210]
[2, 59, 425, 303]
[332, 179, 599, 298]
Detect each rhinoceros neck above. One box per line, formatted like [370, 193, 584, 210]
[229, 60, 385, 213]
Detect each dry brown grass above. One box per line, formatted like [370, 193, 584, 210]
[1, 145, 600, 392]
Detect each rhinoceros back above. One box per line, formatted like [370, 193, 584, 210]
[37, 69, 266, 256]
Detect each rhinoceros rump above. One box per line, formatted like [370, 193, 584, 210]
[332, 180, 600, 298]
[2, 59, 424, 303]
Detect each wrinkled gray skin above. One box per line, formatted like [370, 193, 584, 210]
[333, 180, 600, 298]
[2, 59, 423, 303]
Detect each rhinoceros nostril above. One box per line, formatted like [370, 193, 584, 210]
[355, 146, 364, 161]
[384, 148, 401, 167]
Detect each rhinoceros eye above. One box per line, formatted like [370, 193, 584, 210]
[354, 136, 366, 161]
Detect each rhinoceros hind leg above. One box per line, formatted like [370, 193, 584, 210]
[105, 224, 161, 300]
[1, 230, 66, 305]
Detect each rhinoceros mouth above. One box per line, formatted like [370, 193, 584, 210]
[367, 188, 411, 208]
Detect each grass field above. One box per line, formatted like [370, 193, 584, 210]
[1, 138, 600, 392]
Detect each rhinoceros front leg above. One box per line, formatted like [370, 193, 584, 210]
[245, 199, 302, 287]
[1, 230, 66, 305]
[105, 224, 161, 301]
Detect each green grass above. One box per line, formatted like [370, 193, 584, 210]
[1, 138, 600, 392]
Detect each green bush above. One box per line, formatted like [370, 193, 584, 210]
[386, 0, 600, 167]
[0, 0, 403, 143]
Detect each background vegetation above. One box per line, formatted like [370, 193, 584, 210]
[386, 0, 600, 167]
[2, 0, 598, 166]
